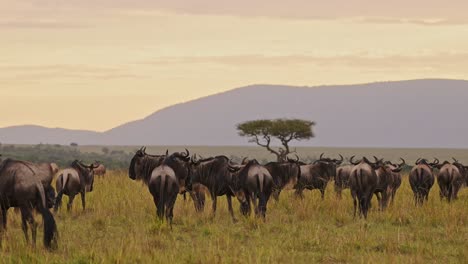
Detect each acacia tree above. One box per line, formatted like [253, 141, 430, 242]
[237, 119, 315, 162]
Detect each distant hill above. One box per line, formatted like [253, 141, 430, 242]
[1, 79, 468, 148]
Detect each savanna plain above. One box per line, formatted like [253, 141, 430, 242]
[1, 146, 467, 263]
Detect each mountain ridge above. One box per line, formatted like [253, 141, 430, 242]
[1, 79, 467, 148]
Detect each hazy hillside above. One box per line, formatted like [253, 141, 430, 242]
[1, 79, 468, 148]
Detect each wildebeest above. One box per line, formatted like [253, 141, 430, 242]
[409, 158, 438, 206]
[435, 158, 465, 202]
[228, 159, 274, 218]
[264, 155, 301, 201]
[372, 157, 403, 210]
[0, 158, 58, 248]
[129, 148, 191, 226]
[92, 161, 106, 177]
[334, 164, 353, 199]
[294, 154, 343, 199]
[54, 160, 98, 211]
[190, 155, 237, 221]
[384, 158, 405, 205]
[451, 158, 468, 187]
[349, 156, 379, 218]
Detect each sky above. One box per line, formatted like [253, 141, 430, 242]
[2, 0, 468, 131]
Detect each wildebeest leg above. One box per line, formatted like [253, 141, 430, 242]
[211, 193, 217, 216]
[80, 191, 86, 211]
[1, 206, 6, 229]
[320, 188, 325, 200]
[335, 185, 342, 199]
[272, 188, 281, 202]
[226, 195, 237, 222]
[294, 187, 304, 199]
[21, 207, 37, 247]
[252, 192, 259, 216]
[375, 192, 382, 210]
[67, 195, 75, 211]
[166, 194, 177, 229]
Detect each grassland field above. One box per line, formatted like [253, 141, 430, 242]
[0, 146, 467, 263]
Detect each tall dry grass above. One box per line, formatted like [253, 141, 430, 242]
[1, 170, 467, 263]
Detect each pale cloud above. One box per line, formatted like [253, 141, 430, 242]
[0, 20, 88, 29]
[3, 0, 468, 24]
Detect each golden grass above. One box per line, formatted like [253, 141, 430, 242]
[1, 170, 467, 263]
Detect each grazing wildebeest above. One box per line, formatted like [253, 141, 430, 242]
[294, 154, 343, 199]
[334, 163, 353, 199]
[190, 155, 237, 221]
[349, 156, 379, 219]
[409, 158, 438, 206]
[384, 158, 405, 205]
[372, 157, 404, 210]
[228, 159, 274, 218]
[129, 148, 191, 226]
[435, 158, 465, 202]
[92, 161, 106, 177]
[0, 159, 58, 248]
[54, 160, 98, 211]
[264, 155, 301, 201]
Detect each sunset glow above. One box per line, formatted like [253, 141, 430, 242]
[2, 0, 468, 131]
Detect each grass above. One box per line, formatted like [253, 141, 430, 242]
[1, 168, 467, 264]
[1, 145, 468, 263]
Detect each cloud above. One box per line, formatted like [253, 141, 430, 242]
[0, 20, 88, 29]
[2, 0, 468, 25]
[139, 52, 468, 72]
[0, 64, 145, 82]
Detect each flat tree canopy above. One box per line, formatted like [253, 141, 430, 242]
[237, 119, 315, 162]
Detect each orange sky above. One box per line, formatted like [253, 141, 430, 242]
[2, 1, 468, 131]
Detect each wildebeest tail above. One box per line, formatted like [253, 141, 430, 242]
[157, 175, 166, 219]
[54, 173, 69, 211]
[36, 183, 58, 249]
[256, 174, 264, 193]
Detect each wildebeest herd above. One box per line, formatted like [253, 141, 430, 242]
[0, 149, 467, 249]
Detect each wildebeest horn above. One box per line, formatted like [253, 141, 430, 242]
[349, 155, 360, 165]
[452, 157, 459, 163]
[319, 153, 324, 160]
[415, 158, 421, 165]
[242, 157, 248, 164]
[183, 148, 190, 157]
[399, 158, 406, 167]
[433, 158, 439, 165]
[373, 156, 379, 163]
[165, 149, 169, 156]
[295, 154, 300, 162]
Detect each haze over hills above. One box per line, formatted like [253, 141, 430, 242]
[1, 79, 468, 148]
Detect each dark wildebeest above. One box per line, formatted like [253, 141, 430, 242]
[435, 158, 465, 202]
[451, 158, 468, 188]
[228, 159, 274, 218]
[264, 155, 301, 201]
[54, 160, 98, 211]
[294, 154, 343, 199]
[384, 158, 405, 205]
[349, 156, 379, 219]
[129, 148, 191, 227]
[0, 159, 58, 248]
[372, 157, 404, 210]
[190, 155, 237, 221]
[334, 163, 353, 199]
[92, 161, 106, 177]
[409, 158, 438, 206]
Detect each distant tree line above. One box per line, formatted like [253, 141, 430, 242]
[0, 144, 134, 170]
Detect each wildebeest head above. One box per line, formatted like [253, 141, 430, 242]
[384, 158, 406, 172]
[415, 158, 440, 168]
[313, 153, 344, 179]
[350, 156, 380, 170]
[129, 147, 165, 183]
[163, 149, 191, 193]
[227, 160, 247, 203]
[71, 160, 98, 192]
[44, 185, 56, 208]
